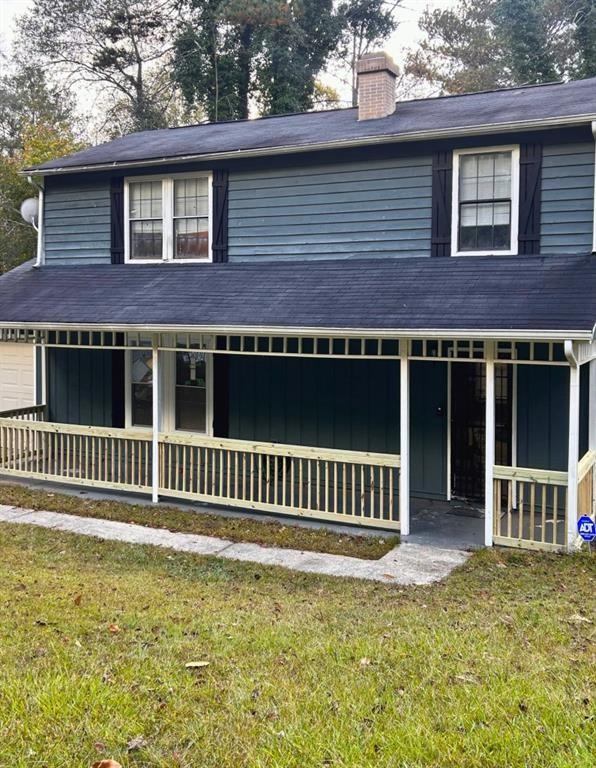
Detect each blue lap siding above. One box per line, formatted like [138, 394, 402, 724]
[43, 181, 112, 265]
[541, 143, 595, 254]
[227, 156, 433, 261]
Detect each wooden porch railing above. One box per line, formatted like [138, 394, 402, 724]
[0, 411, 401, 530]
[0, 417, 152, 493]
[0, 404, 47, 421]
[159, 433, 400, 529]
[493, 465, 568, 551]
[577, 450, 596, 523]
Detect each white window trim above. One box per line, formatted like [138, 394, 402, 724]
[124, 170, 213, 264]
[451, 145, 520, 257]
[125, 344, 213, 436]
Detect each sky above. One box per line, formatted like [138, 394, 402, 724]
[0, 0, 458, 111]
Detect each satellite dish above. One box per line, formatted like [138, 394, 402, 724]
[20, 197, 39, 228]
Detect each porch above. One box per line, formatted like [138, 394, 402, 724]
[1, 330, 594, 552]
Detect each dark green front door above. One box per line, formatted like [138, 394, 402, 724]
[410, 361, 448, 498]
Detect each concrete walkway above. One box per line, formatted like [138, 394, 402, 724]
[0, 504, 470, 586]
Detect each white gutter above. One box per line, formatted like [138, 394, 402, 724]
[0, 321, 592, 342]
[20, 113, 596, 177]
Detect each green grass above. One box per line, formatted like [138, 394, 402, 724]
[0, 524, 594, 767]
[0, 483, 398, 560]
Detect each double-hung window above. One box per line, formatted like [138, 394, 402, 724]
[125, 173, 212, 263]
[125, 338, 212, 434]
[452, 146, 519, 256]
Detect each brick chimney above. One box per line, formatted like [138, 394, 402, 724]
[356, 52, 398, 120]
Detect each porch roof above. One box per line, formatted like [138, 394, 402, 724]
[0, 254, 595, 339]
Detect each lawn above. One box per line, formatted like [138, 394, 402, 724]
[0, 482, 398, 559]
[0, 524, 594, 768]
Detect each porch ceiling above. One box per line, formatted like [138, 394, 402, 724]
[0, 254, 595, 339]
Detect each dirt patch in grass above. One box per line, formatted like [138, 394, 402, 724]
[0, 482, 398, 559]
[0, 524, 593, 767]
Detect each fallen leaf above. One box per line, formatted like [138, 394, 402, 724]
[185, 661, 210, 669]
[107, 624, 121, 634]
[569, 614, 592, 625]
[74, 594, 83, 606]
[92, 761, 122, 768]
[127, 736, 147, 751]
[454, 673, 480, 684]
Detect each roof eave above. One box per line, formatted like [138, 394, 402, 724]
[20, 113, 596, 177]
[0, 320, 591, 342]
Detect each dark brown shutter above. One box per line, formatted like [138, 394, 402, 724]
[212, 169, 229, 263]
[518, 143, 542, 255]
[431, 151, 452, 257]
[110, 178, 125, 264]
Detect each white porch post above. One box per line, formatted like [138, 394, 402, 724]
[484, 341, 495, 547]
[151, 336, 160, 504]
[567, 360, 581, 549]
[399, 340, 410, 536]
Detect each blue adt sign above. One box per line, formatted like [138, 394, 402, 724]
[577, 516, 596, 542]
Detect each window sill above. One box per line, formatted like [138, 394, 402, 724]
[452, 249, 518, 258]
[124, 259, 213, 265]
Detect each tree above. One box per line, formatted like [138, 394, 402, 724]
[18, 0, 178, 133]
[0, 60, 75, 156]
[573, 0, 596, 79]
[0, 120, 83, 274]
[408, 0, 596, 94]
[338, 1, 401, 107]
[173, 0, 344, 121]
[494, 0, 561, 84]
[406, 0, 507, 94]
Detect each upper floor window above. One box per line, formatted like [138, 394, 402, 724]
[452, 146, 519, 256]
[125, 173, 212, 263]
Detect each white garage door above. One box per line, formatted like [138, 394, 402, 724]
[0, 344, 35, 411]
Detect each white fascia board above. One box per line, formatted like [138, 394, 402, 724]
[20, 114, 596, 178]
[0, 320, 592, 342]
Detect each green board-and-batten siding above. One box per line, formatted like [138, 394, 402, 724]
[43, 181, 112, 265]
[227, 156, 433, 261]
[47, 348, 114, 426]
[228, 356, 400, 453]
[516, 365, 569, 472]
[541, 143, 595, 254]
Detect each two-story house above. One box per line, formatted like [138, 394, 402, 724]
[1, 52, 595, 552]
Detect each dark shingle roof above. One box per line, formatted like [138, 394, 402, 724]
[0, 255, 595, 338]
[28, 77, 596, 174]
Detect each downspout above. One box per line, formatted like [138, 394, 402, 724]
[27, 175, 44, 268]
[564, 340, 578, 369]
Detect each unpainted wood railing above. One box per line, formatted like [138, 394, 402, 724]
[0, 404, 47, 421]
[493, 465, 568, 550]
[159, 433, 400, 529]
[0, 417, 152, 493]
[0, 410, 400, 530]
[577, 450, 596, 523]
